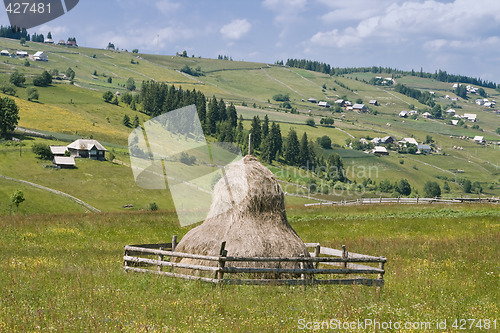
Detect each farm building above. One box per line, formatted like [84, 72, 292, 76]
[334, 99, 344, 106]
[44, 38, 54, 44]
[463, 113, 477, 122]
[344, 101, 352, 107]
[369, 100, 378, 106]
[66, 40, 78, 47]
[473, 136, 485, 144]
[16, 51, 28, 57]
[417, 144, 431, 154]
[33, 51, 48, 61]
[307, 97, 317, 103]
[399, 138, 418, 146]
[399, 110, 408, 118]
[380, 136, 395, 144]
[446, 109, 456, 115]
[67, 139, 107, 160]
[352, 104, 367, 112]
[372, 146, 389, 155]
[318, 101, 330, 108]
[50, 146, 68, 156]
[1, 50, 9, 56]
[53, 156, 76, 168]
[58, 40, 66, 45]
[422, 112, 432, 119]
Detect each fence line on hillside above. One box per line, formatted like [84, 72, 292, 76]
[303, 196, 499, 207]
[123, 236, 386, 287]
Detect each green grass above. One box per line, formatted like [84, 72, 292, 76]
[0, 204, 498, 331]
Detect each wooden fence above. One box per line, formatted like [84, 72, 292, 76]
[304, 196, 499, 207]
[123, 236, 386, 287]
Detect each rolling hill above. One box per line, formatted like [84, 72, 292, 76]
[0, 37, 499, 214]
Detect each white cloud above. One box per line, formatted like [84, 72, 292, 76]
[311, 0, 500, 48]
[262, 0, 308, 38]
[155, 0, 181, 14]
[36, 25, 68, 39]
[220, 19, 251, 40]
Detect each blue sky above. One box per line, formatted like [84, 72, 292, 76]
[3, 0, 500, 82]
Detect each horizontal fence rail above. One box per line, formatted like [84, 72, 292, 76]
[123, 237, 386, 288]
[304, 196, 499, 207]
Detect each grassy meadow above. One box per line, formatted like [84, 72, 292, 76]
[0, 204, 498, 332]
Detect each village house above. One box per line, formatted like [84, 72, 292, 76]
[318, 101, 330, 108]
[473, 136, 485, 144]
[399, 110, 408, 118]
[16, 50, 28, 57]
[422, 112, 432, 119]
[67, 139, 107, 160]
[369, 100, 378, 106]
[53, 156, 76, 168]
[0, 50, 9, 56]
[33, 51, 48, 61]
[463, 113, 477, 122]
[399, 137, 418, 146]
[352, 103, 367, 112]
[307, 97, 317, 103]
[417, 144, 431, 154]
[372, 146, 389, 155]
[44, 38, 54, 44]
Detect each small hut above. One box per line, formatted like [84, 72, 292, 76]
[174, 155, 310, 272]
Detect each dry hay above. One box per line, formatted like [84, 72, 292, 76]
[173, 155, 310, 276]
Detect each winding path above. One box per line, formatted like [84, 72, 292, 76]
[0, 174, 100, 212]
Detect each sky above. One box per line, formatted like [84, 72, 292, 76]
[2, 0, 500, 82]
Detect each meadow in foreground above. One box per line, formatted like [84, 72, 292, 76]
[0, 204, 498, 332]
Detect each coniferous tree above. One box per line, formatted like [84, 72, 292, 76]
[218, 98, 227, 121]
[249, 116, 262, 151]
[123, 114, 131, 127]
[132, 115, 140, 128]
[227, 103, 237, 128]
[206, 96, 219, 134]
[298, 132, 310, 168]
[262, 115, 269, 138]
[284, 129, 299, 166]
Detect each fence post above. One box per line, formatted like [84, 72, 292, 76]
[156, 247, 164, 272]
[171, 235, 177, 252]
[416, 195, 419, 204]
[314, 245, 321, 269]
[216, 241, 227, 284]
[169, 235, 178, 272]
[379, 196, 382, 204]
[123, 247, 128, 271]
[299, 254, 307, 290]
[342, 245, 348, 268]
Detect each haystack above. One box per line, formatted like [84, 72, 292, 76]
[174, 155, 310, 272]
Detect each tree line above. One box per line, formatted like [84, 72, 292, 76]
[283, 58, 496, 89]
[136, 81, 347, 182]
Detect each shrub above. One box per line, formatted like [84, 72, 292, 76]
[0, 84, 16, 96]
[26, 87, 39, 101]
[148, 202, 158, 211]
[305, 118, 315, 127]
[424, 181, 441, 197]
[272, 93, 289, 102]
[32, 143, 52, 160]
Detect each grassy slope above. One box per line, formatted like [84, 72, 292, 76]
[0, 37, 499, 213]
[0, 205, 498, 331]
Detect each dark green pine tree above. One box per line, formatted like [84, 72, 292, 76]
[249, 116, 262, 151]
[271, 122, 282, 158]
[227, 103, 237, 128]
[284, 129, 299, 166]
[327, 153, 345, 182]
[262, 115, 269, 139]
[132, 115, 140, 128]
[298, 132, 310, 168]
[122, 114, 131, 127]
[218, 98, 227, 121]
[206, 96, 219, 135]
[195, 90, 206, 124]
[260, 133, 274, 163]
[236, 114, 244, 143]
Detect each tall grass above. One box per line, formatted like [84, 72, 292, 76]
[0, 204, 498, 332]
